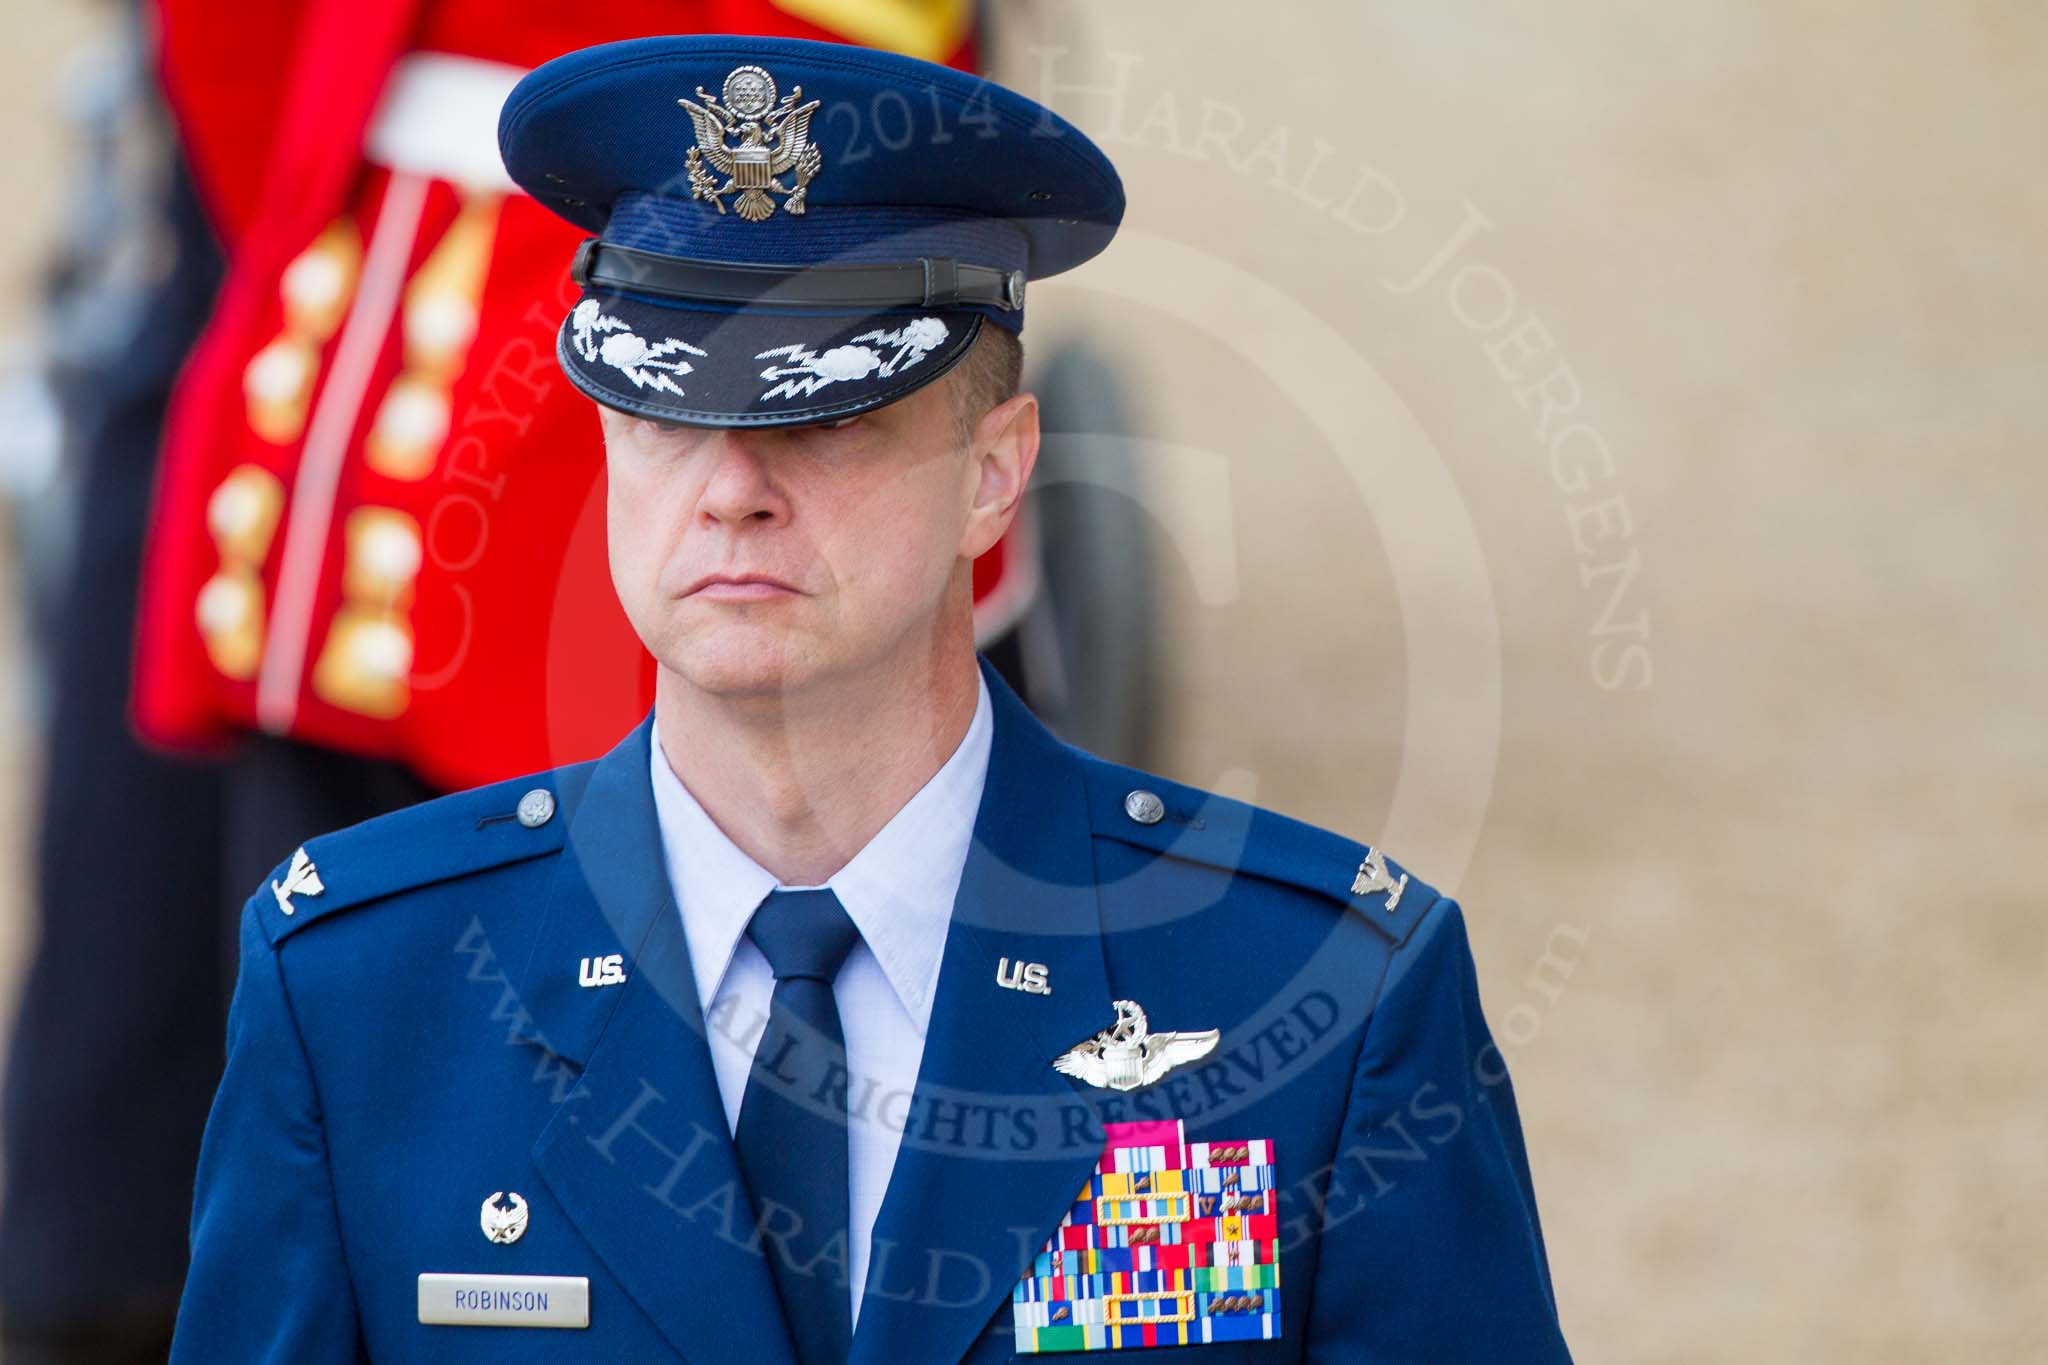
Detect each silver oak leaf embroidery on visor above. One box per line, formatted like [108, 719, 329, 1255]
[570, 298, 708, 397]
[755, 316, 949, 402]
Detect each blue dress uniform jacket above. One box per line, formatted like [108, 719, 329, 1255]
[172, 653, 1573, 1362]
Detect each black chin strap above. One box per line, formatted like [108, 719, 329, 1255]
[571, 238, 1026, 312]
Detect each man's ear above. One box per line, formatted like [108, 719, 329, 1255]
[960, 392, 1040, 561]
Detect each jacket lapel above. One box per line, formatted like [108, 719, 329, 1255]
[517, 719, 798, 1365]
[848, 657, 1119, 1365]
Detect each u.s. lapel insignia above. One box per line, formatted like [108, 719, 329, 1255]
[271, 846, 324, 916]
[997, 956, 1052, 996]
[1350, 846, 1409, 912]
[480, 1191, 529, 1245]
[1013, 1119, 1282, 1352]
[677, 65, 823, 221]
[1053, 1000, 1219, 1091]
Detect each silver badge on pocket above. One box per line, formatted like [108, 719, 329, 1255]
[480, 1191, 529, 1245]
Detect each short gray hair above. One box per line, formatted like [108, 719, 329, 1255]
[950, 323, 1025, 442]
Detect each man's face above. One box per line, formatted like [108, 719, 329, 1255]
[600, 368, 1034, 699]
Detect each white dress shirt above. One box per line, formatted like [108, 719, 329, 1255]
[647, 669, 993, 1324]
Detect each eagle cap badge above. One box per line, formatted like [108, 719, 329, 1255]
[678, 64, 823, 222]
[1052, 999, 1221, 1092]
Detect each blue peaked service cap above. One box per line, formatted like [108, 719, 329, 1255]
[498, 35, 1125, 427]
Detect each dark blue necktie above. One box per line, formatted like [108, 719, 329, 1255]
[734, 887, 862, 1365]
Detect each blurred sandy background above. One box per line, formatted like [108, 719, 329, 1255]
[3, 3, 2044, 1361]
[0, 1, 107, 1137]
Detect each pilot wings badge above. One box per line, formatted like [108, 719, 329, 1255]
[677, 65, 823, 222]
[1052, 1000, 1221, 1092]
[271, 846, 324, 916]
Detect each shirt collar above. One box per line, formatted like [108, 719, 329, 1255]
[648, 668, 994, 1035]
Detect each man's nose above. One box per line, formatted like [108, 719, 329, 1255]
[695, 431, 789, 526]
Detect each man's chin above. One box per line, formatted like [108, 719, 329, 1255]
[660, 630, 826, 700]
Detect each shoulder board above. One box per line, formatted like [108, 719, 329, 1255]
[1077, 754, 1438, 948]
[256, 760, 598, 946]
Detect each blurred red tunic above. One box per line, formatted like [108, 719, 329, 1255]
[137, 0, 1024, 792]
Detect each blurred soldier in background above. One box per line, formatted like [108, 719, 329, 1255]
[0, 17, 228, 1361]
[2, 1, 1151, 1358]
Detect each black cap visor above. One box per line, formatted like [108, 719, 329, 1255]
[557, 290, 983, 428]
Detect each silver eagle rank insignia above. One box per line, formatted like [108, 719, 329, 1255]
[1350, 846, 1409, 912]
[1052, 999, 1220, 1092]
[677, 64, 823, 222]
[271, 846, 324, 916]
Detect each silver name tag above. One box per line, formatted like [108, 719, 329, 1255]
[417, 1273, 589, 1328]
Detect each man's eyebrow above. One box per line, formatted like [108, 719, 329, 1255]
[779, 412, 866, 433]
[619, 411, 692, 433]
